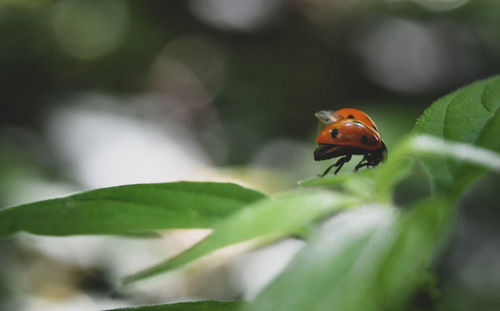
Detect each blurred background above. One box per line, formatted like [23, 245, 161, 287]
[0, 0, 499, 310]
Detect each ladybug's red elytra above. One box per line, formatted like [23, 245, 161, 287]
[314, 108, 387, 176]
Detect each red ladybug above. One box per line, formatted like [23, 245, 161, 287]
[314, 108, 387, 176]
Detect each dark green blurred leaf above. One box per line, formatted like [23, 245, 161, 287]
[123, 190, 358, 284]
[0, 182, 265, 237]
[103, 300, 242, 311]
[246, 197, 451, 311]
[414, 75, 500, 194]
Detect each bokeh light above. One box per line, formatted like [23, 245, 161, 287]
[51, 0, 129, 60]
[188, 0, 285, 31]
[354, 18, 481, 94]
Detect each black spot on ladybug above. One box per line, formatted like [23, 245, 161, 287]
[347, 114, 354, 119]
[361, 135, 369, 144]
[331, 128, 339, 138]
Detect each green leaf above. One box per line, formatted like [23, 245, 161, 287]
[372, 135, 499, 202]
[408, 135, 500, 172]
[299, 157, 415, 203]
[298, 168, 375, 188]
[0, 182, 265, 237]
[414, 75, 500, 194]
[246, 197, 452, 311]
[103, 300, 243, 311]
[123, 190, 359, 284]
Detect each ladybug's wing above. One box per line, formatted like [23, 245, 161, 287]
[315, 110, 344, 125]
[316, 120, 383, 150]
[336, 108, 379, 132]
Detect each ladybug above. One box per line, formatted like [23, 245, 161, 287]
[314, 108, 387, 176]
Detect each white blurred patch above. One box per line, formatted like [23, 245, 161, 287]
[188, 0, 284, 32]
[22, 294, 97, 311]
[18, 229, 211, 276]
[122, 238, 275, 303]
[313, 206, 396, 259]
[45, 93, 214, 188]
[229, 239, 305, 300]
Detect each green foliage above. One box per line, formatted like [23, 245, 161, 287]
[0, 182, 265, 236]
[246, 197, 452, 311]
[414, 75, 500, 194]
[124, 190, 359, 284]
[0, 76, 499, 311]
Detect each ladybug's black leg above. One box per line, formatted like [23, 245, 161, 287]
[320, 155, 352, 177]
[354, 158, 370, 172]
[319, 163, 336, 177]
[334, 155, 351, 174]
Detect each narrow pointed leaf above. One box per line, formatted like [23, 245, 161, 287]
[0, 182, 265, 237]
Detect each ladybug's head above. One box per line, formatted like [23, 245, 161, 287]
[366, 142, 387, 166]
